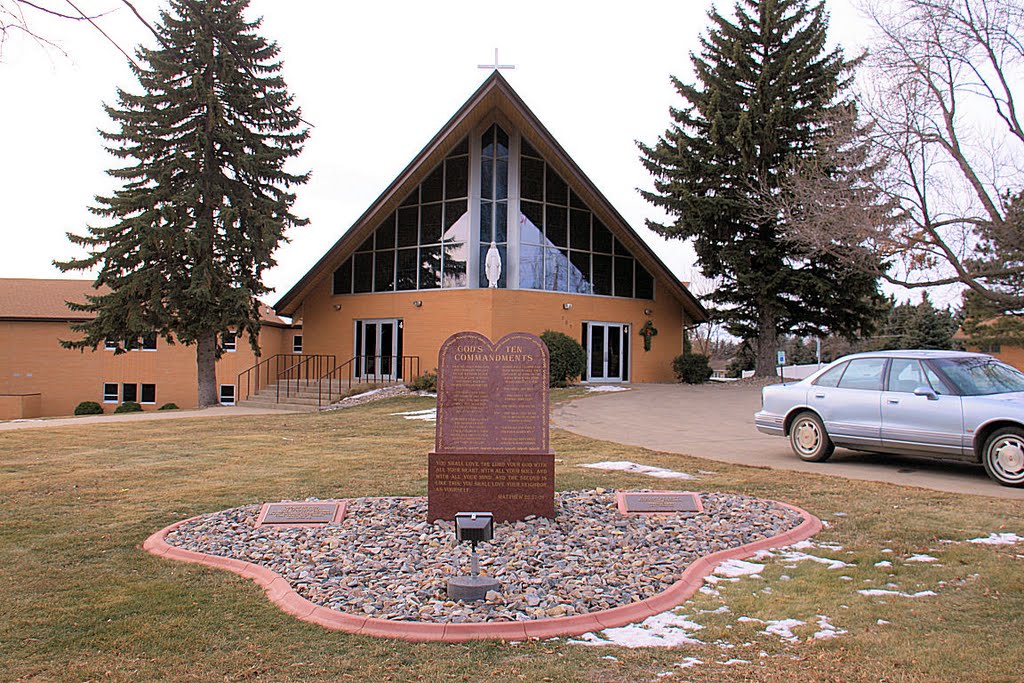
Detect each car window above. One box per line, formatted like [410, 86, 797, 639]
[887, 359, 926, 393]
[837, 358, 886, 391]
[932, 357, 1024, 396]
[922, 365, 954, 395]
[813, 362, 847, 387]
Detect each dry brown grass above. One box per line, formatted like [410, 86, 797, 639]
[1, 394, 1022, 682]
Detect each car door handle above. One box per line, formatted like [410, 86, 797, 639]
[887, 399, 900, 405]
[814, 393, 825, 399]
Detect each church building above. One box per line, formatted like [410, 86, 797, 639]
[275, 72, 707, 383]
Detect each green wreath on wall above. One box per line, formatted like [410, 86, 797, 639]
[639, 320, 658, 352]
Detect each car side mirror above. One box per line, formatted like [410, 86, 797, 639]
[913, 386, 938, 401]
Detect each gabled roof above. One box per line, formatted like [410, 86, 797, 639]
[0, 278, 292, 326]
[274, 72, 708, 322]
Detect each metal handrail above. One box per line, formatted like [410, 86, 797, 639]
[236, 354, 335, 403]
[317, 355, 420, 407]
[276, 354, 336, 401]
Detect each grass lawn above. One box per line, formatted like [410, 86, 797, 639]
[1, 393, 1022, 682]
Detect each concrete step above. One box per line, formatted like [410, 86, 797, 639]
[236, 399, 318, 412]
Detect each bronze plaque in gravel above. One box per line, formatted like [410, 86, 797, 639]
[256, 502, 344, 527]
[617, 492, 703, 514]
[435, 331, 549, 455]
[428, 452, 555, 522]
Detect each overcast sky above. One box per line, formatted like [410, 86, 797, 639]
[1, 0, 873, 306]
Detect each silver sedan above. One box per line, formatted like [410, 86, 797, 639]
[754, 350, 1024, 487]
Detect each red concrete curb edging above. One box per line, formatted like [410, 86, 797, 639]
[142, 500, 821, 642]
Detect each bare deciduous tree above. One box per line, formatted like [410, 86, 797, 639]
[781, 0, 1024, 311]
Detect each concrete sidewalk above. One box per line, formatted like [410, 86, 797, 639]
[0, 404, 301, 431]
[552, 382, 1024, 500]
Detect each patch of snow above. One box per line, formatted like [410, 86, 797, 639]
[906, 554, 939, 562]
[812, 615, 847, 640]
[858, 589, 937, 598]
[676, 657, 702, 669]
[875, 561, 892, 568]
[839, 576, 853, 581]
[699, 606, 731, 615]
[968, 533, 1024, 545]
[390, 408, 437, 421]
[579, 460, 695, 479]
[753, 546, 850, 569]
[586, 385, 631, 393]
[344, 388, 383, 401]
[877, 619, 890, 625]
[721, 659, 751, 665]
[833, 512, 848, 517]
[881, 548, 893, 554]
[569, 611, 705, 648]
[762, 619, 805, 643]
[699, 586, 720, 596]
[602, 656, 619, 661]
[714, 559, 765, 578]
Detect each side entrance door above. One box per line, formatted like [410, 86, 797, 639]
[582, 322, 629, 382]
[354, 319, 403, 380]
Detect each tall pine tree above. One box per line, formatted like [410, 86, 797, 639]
[56, 0, 308, 407]
[639, 0, 881, 376]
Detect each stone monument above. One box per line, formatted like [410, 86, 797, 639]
[428, 331, 555, 522]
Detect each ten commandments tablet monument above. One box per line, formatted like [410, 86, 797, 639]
[427, 331, 555, 522]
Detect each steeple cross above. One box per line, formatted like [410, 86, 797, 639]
[478, 48, 515, 71]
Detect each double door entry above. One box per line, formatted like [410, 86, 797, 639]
[583, 322, 629, 382]
[354, 319, 403, 380]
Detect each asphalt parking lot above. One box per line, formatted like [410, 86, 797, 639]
[551, 382, 1024, 500]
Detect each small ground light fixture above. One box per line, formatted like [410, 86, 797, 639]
[448, 511, 499, 601]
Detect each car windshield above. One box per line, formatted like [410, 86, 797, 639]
[931, 358, 1024, 396]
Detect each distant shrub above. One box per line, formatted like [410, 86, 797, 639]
[114, 401, 143, 413]
[74, 401, 103, 416]
[541, 330, 587, 388]
[158, 403, 179, 411]
[673, 353, 713, 384]
[406, 371, 437, 393]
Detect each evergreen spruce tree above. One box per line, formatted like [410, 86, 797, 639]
[56, 0, 308, 407]
[639, 0, 882, 376]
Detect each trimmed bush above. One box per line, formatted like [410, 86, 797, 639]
[114, 401, 143, 414]
[158, 403, 180, 411]
[540, 330, 586, 388]
[406, 371, 437, 393]
[74, 401, 104, 416]
[673, 353, 713, 384]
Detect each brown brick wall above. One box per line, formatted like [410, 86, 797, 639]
[0, 320, 292, 418]
[298, 279, 688, 383]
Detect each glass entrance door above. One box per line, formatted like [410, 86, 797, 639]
[584, 322, 629, 382]
[354, 319, 403, 380]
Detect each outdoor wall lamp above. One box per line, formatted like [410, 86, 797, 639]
[332, 304, 343, 311]
[412, 300, 423, 307]
[643, 308, 653, 316]
[562, 303, 573, 310]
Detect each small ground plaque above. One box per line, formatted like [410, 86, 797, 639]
[255, 501, 346, 528]
[616, 492, 703, 515]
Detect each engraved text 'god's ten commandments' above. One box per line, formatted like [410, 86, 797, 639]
[435, 332, 549, 454]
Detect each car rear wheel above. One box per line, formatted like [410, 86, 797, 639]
[982, 427, 1024, 487]
[789, 412, 834, 462]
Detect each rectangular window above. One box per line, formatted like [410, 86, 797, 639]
[140, 333, 157, 351]
[220, 384, 236, 405]
[222, 332, 236, 352]
[140, 383, 156, 404]
[292, 335, 303, 354]
[103, 383, 118, 403]
[122, 383, 138, 403]
[104, 338, 118, 351]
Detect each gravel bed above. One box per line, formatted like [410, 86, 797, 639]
[165, 490, 803, 624]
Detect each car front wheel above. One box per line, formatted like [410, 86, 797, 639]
[982, 427, 1024, 487]
[789, 411, 835, 462]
